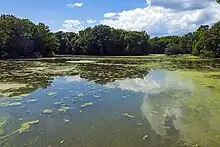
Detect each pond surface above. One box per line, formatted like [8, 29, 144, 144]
[0, 60, 220, 147]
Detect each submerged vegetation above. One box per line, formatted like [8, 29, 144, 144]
[0, 120, 39, 144]
[0, 55, 219, 146]
[0, 117, 8, 135]
[42, 109, 53, 114]
[81, 102, 93, 108]
[0, 55, 220, 98]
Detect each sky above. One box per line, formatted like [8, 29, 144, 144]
[1, 0, 220, 36]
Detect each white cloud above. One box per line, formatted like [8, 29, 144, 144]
[65, 76, 86, 83]
[106, 70, 194, 94]
[104, 12, 117, 18]
[86, 19, 96, 24]
[101, 1, 220, 36]
[67, 2, 83, 8]
[61, 20, 84, 32]
[149, 0, 216, 11]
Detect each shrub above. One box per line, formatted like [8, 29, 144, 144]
[199, 50, 215, 58]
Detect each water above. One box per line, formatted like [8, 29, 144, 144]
[0, 62, 218, 147]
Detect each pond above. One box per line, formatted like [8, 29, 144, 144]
[0, 59, 220, 147]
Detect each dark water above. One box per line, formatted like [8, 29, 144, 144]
[0, 64, 216, 147]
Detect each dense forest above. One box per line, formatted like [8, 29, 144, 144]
[0, 12, 220, 59]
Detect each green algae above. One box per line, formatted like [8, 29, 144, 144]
[58, 106, 69, 113]
[27, 99, 38, 103]
[122, 113, 135, 118]
[170, 70, 220, 146]
[48, 92, 56, 96]
[54, 101, 64, 105]
[92, 95, 100, 98]
[0, 56, 220, 146]
[18, 120, 39, 134]
[0, 120, 39, 144]
[42, 109, 53, 114]
[0, 117, 8, 135]
[178, 71, 220, 92]
[8, 102, 22, 106]
[81, 102, 93, 108]
[0, 102, 10, 107]
[0, 101, 22, 107]
[77, 93, 84, 97]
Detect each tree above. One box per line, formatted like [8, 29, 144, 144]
[192, 25, 209, 56]
[193, 22, 220, 58]
[0, 15, 60, 59]
[1, 14, 220, 58]
[55, 31, 77, 54]
[69, 25, 150, 56]
[165, 43, 182, 55]
[149, 36, 181, 54]
[179, 33, 195, 54]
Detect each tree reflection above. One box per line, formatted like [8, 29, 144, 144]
[77, 64, 148, 84]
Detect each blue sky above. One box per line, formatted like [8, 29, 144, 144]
[1, 0, 220, 36]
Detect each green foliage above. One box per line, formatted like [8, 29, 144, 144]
[55, 25, 151, 56]
[193, 22, 220, 57]
[165, 43, 182, 55]
[149, 36, 181, 54]
[0, 15, 59, 59]
[0, 14, 220, 58]
[179, 33, 194, 54]
[199, 50, 215, 58]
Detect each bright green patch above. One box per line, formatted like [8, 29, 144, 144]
[58, 106, 69, 113]
[77, 93, 84, 97]
[0, 102, 23, 107]
[0, 102, 10, 107]
[0, 120, 39, 142]
[18, 120, 40, 134]
[81, 102, 93, 108]
[9, 102, 22, 106]
[0, 117, 8, 135]
[48, 92, 56, 96]
[174, 70, 220, 146]
[42, 109, 53, 114]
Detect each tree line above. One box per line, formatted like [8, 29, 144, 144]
[55, 25, 150, 56]
[0, 15, 150, 59]
[0, 14, 220, 59]
[150, 23, 220, 58]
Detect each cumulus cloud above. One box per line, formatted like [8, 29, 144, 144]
[86, 19, 96, 24]
[106, 70, 194, 94]
[67, 2, 83, 8]
[104, 12, 117, 18]
[60, 20, 84, 32]
[101, 0, 220, 36]
[150, 0, 216, 11]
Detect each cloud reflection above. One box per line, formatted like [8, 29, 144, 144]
[106, 70, 194, 136]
